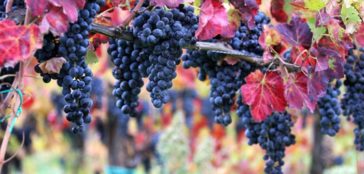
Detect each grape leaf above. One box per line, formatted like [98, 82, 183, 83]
[276, 16, 313, 49]
[150, 0, 184, 8]
[229, 0, 260, 28]
[48, 0, 86, 22]
[313, 36, 346, 72]
[38, 57, 67, 73]
[307, 70, 329, 100]
[240, 70, 287, 121]
[307, 17, 326, 42]
[341, 5, 362, 27]
[0, 20, 42, 66]
[39, 6, 69, 35]
[284, 72, 316, 112]
[109, 7, 132, 27]
[291, 46, 316, 73]
[324, 57, 344, 79]
[304, 0, 326, 11]
[25, 0, 49, 16]
[195, 0, 235, 40]
[355, 24, 364, 47]
[270, 0, 288, 23]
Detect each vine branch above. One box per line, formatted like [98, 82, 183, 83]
[89, 23, 300, 71]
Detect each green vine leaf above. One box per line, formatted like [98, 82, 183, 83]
[307, 18, 327, 42]
[304, 0, 326, 11]
[340, 5, 362, 27]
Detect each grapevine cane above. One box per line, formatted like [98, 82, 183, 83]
[0, 88, 23, 172]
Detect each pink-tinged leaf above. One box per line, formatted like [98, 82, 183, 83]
[307, 70, 329, 100]
[270, 0, 288, 23]
[195, 0, 234, 40]
[315, 11, 331, 26]
[291, 46, 316, 73]
[229, 0, 260, 29]
[39, 57, 67, 74]
[262, 49, 274, 63]
[150, 0, 184, 8]
[40, 6, 69, 35]
[276, 16, 313, 49]
[284, 72, 316, 112]
[0, 20, 42, 66]
[25, 0, 48, 16]
[355, 24, 364, 47]
[324, 58, 344, 79]
[258, 27, 289, 63]
[240, 70, 287, 121]
[109, 7, 132, 27]
[48, 0, 86, 22]
[312, 36, 346, 73]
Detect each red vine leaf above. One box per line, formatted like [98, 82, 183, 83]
[40, 6, 70, 35]
[276, 16, 312, 49]
[284, 72, 316, 112]
[109, 7, 132, 27]
[355, 23, 364, 47]
[307, 70, 329, 99]
[229, 0, 260, 28]
[195, 0, 235, 40]
[25, 0, 49, 16]
[150, 0, 184, 8]
[0, 20, 42, 66]
[240, 70, 287, 122]
[270, 0, 288, 23]
[48, 0, 86, 22]
[291, 46, 316, 72]
[312, 36, 347, 78]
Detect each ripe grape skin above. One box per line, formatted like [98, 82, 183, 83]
[318, 80, 342, 136]
[181, 12, 269, 126]
[131, 5, 198, 108]
[237, 96, 295, 174]
[342, 48, 364, 150]
[56, 0, 104, 133]
[108, 38, 143, 117]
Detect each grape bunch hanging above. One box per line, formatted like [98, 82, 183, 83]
[13, 0, 364, 173]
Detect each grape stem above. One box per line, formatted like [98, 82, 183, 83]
[89, 23, 300, 72]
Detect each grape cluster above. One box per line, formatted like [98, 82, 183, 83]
[318, 80, 341, 136]
[237, 97, 295, 174]
[57, 0, 105, 133]
[108, 38, 143, 116]
[237, 94, 260, 145]
[230, 12, 270, 56]
[34, 33, 62, 83]
[132, 5, 198, 108]
[342, 48, 364, 150]
[181, 12, 268, 126]
[182, 50, 254, 125]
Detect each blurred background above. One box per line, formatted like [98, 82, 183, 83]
[1, 46, 363, 174]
